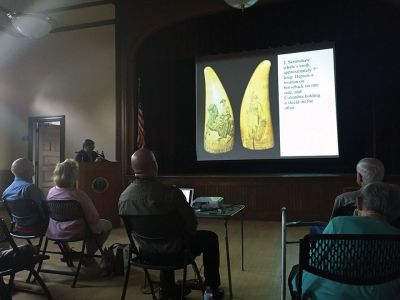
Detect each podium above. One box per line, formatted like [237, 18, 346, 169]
[77, 162, 122, 227]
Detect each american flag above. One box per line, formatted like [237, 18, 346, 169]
[137, 99, 146, 149]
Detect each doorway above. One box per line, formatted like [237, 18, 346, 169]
[28, 116, 65, 196]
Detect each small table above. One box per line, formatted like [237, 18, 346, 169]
[196, 204, 245, 299]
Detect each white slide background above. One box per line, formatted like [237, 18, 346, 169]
[277, 49, 339, 157]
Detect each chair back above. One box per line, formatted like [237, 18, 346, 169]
[46, 200, 84, 222]
[123, 213, 185, 237]
[3, 198, 45, 227]
[121, 214, 187, 261]
[297, 234, 400, 298]
[120, 214, 203, 300]
[46, 200, 96, 239]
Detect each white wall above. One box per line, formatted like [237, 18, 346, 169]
[0, 25, 116, 169]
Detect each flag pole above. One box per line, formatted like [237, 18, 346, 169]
[137, 77, 146, 149]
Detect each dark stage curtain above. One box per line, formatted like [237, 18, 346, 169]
[134, 0, 400, 175]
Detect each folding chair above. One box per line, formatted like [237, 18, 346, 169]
[39, 200, 104, 287]
[3, 198, 48, 282]
[3, 198, 47, 248]
[296, 234, 400, 299]
[281, 207, 328, 300]
[0, 218, 52, 300]
[121, 214, 204, 300]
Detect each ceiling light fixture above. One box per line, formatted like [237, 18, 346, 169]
[6, 12, 54, 39]
[224, 0, 259, 10]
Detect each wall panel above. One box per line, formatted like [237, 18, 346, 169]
[138, 174, 400, 221]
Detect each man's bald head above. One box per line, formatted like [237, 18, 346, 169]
[11, 158, 34, 181]
[131, 148, 158, 177]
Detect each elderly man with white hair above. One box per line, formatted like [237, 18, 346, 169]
[2, 157, 48, 234]
[290, 181, 400, 300]
[330, 157, 385, 219]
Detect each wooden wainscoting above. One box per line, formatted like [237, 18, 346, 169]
[126, 174, 400, 221]
[157, 174, 354, 221]
[156, 174, 400, 221]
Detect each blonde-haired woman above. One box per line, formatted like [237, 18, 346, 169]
[46, 159, 112, 258]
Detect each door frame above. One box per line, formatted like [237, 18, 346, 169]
[28, 115, 66, 183]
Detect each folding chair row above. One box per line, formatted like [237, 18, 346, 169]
[3, 198, 104, 288]
[3, 199, 205, 298]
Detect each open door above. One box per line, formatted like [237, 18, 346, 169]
[29, 116, 65, 196]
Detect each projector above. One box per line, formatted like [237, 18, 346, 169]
[192, 197, 224, 209]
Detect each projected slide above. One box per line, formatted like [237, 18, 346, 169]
[196, 44, 338, 161]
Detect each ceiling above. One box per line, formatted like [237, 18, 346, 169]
[0, 0, 399, 38]
[0, 0, 104, 11]
[0, 0, 115, 37]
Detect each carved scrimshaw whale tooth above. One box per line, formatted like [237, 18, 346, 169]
[240, 60, 275, 150]
[203, 66, 234, 154]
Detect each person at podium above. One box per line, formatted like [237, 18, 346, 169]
[75, 139, 105, 162]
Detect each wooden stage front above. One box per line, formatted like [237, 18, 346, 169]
[155, 174, 400, 221]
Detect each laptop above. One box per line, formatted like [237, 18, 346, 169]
[179, 188, 194, 206]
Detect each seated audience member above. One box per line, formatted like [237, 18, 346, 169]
[330, 157, 385, 218]
[75, 139, 105, 162]
[290, 182, 400, 300]
[46, 159, 112, 257]
[119, 148, 224, 300]
[2, 158, 48, 235]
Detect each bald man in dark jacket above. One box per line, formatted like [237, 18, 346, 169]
[119, 148, 223, 300]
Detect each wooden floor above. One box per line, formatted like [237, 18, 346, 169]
[3, 215, 309, 300]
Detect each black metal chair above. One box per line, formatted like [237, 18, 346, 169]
[120, 214, 204, 300]
[39, 200, 104, 287]
[296, 234, 400, 299]
[3, 198, 49, 282]
[3, 198, 47, 247]
[0, 218, 52, 300]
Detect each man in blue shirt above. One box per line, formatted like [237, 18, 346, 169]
[2, 158, 47, 234]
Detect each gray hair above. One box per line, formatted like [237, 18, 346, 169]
[359, 182, 399, 219]
[53, 159, 79, 188]
[356, 157, 385, 184]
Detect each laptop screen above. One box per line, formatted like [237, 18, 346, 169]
[179, 188, 194, 205]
